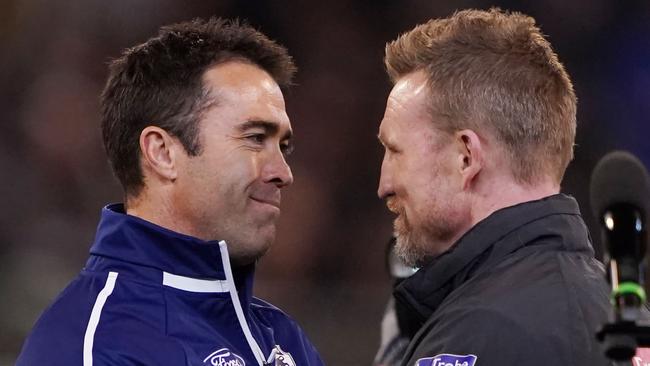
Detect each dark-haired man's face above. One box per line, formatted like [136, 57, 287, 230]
[173, 61, 293, 265]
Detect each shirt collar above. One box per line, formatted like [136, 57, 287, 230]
[89, 204, 255, 300]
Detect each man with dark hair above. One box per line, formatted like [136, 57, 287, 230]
[375, 8, 612, 366]
[18, 18, 323, 366]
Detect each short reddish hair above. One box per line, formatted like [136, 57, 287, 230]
[385, 8, 576, 184]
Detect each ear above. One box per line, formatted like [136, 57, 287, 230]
[455, 129, 483, 190]
[139, 126, 179, 182]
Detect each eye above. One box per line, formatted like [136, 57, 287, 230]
[245, 134, 266, 144]
[379, 138, 400, 155]
[280, 141, 294, 157]
[384, 144, 399, 154]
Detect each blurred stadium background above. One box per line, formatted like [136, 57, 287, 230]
[1, 0, 649, 364]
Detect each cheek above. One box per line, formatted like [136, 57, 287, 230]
[408, 165, 455, 215]
[181, 155, 236, 202]
[405, 159, 440, 196]
[210, 151, 258, 184]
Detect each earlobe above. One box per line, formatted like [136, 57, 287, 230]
[139, 126, 178, 182]
[456, 130, 483, 190]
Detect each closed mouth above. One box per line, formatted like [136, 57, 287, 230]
[250, 197, 280, 209]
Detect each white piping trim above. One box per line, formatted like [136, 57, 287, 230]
[83, 271, 118, 366]
[162, 272, 229, 293]
[266, 347, 278, 364]
[219, 240, 265, 366]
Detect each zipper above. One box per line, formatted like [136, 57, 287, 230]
[218, 241, 266, 366]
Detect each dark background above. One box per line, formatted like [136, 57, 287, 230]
[1, 1, 649, 365]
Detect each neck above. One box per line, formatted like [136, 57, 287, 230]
[125, 190, 205, 240]
[469, 177, 560, 228]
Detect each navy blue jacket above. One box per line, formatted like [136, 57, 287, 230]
[17, 204, 324, 366]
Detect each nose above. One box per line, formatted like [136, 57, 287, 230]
[263, 149, 294, 188]
[377, 155, 393, 199]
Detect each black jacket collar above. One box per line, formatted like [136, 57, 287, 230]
[393, 194, 591, 336]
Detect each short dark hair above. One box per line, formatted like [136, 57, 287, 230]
[101, 18, 296, 197]
[385, 8, 576, 185]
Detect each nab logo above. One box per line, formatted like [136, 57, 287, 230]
[203, 348, 246, 366]
[415, 353, 477, 366]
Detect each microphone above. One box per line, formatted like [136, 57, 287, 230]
[590, 151, 650, 322]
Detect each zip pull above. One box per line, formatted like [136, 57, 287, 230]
[265, 345, 296, 366]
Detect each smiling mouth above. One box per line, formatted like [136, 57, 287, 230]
[250, 197, 281, 209]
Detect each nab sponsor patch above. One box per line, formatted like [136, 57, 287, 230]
[415, 353, 477, 366]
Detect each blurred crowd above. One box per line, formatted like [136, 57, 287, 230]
[1, 0, 649, 364]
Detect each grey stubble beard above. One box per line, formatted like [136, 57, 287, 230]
[393, 215, 430, 268]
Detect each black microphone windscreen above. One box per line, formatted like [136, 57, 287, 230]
[590, 151, 650, 220]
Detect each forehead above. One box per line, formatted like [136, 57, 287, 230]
[380, 70, 432, 138]
[201, 61, 291, 130]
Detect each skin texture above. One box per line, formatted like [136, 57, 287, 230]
[377, 70, 560, 267]
[128, 61, 294, 265]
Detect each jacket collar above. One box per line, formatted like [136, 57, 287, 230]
[393, 194, 591, 335]
[89, 204, 255, 302]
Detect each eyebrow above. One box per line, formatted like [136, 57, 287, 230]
[238, 119, 293, 140]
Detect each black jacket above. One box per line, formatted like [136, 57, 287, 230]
[395, 194, 612, 366]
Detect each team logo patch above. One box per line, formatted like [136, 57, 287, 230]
[203, 348, 246, 366]
[268, 345, 296, 366]
[415, 353, 477, 366]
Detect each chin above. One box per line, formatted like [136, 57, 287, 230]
[230, 249, 268, 266]
[394, 221, 443, 267]
[394, 234, 422, 268]
[228, 232, 275, 266]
